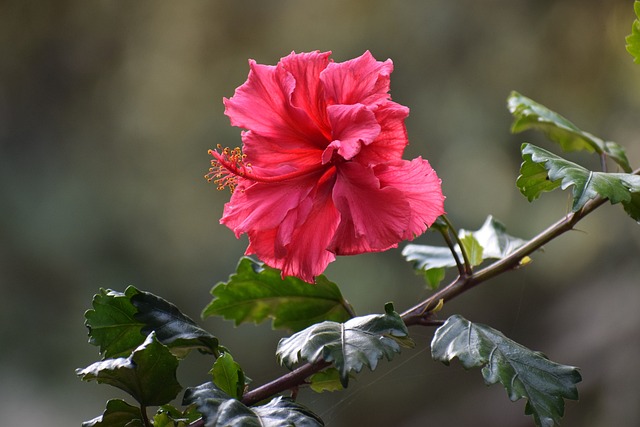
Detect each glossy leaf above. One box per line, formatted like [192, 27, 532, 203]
[131, 290, 218, 357]
[519, 143, 640, 220]
[276, 303, 413, 387]
[508, 91, 631, 172]
[403, 216, 529, 274]
[210, 352, 245, 399]
[183, 382, 324, 427]
[85, 286, 145, 358]
[76, 332, 182, 406]
[82, 399, 143, 427]
[432, 315, 582, 427]
[203, 257, 354, 332]
[627, 1, 640, 63]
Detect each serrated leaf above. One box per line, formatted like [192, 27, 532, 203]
[82, 399, 143, 427]
[309, 368, 345, 393]
[210, 352, 245, 399]
[403, 216, 528, 273]
[432, 315, 582, 427]
[276, 303, 413, 388]
[76, 332, 182, 406]
[131, 290, 219, 358]
[183, 382, 324, 427]
[627, 2, 640, 63]
[508, 91, 631, 172]
[203, 257, 354, 332]
[519, 143, 640, 220]
[85, 286, 146, 359]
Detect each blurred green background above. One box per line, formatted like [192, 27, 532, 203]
[2, 1, 640, 426]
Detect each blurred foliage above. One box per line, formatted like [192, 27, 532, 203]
[1, 0, 640, 426]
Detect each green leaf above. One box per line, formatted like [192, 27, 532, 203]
[432, 315, 582, 427]
[85, 286, 146, 358]
[203, 257, 354, 332]
[153, 405, 201, 427]
[131, 290, 219, 358]
[183, 382, 324, 427]
[519, 143, 640, 219]
[403, 216, 529, 272]
[627, 1, 640, 63]
[82, 399, 143, 427]
[423, 267, 446, 290]
[309, 368, 345, 393]
[276, 303, 413, 388]
[210, 352, 245, 399]
[507, 91, 631, 172]
[76, 332, 182, 406]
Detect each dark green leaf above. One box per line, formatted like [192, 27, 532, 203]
[627, 1, 640, 63]
[519, 143, 640, 220]
[432, 315, 582, 427]
[403, 216, 529, 273]
[210, 352, 245, 399]
[276, 303, 413, 387]
[82, 399, 143, 427]
[85, 286, 145, 358]
[76, 332, 182, 406]
[183, 382, 324, 427]
[309, 368, 345, 393]
[203, 257, 354, 332]
[508, 91, 631, 172]
[131, 290, 219, 357]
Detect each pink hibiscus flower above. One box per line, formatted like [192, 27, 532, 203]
[207, 51, 445, 283]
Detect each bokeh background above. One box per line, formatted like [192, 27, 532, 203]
[2, 1, 640, 426]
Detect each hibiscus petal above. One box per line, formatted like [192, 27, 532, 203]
[320, 51, 393, 107]
[355, 101, 410, 166]
[224, 58, 325, 146]
[245, 174, 340, 283]
[322, 103, 381, 163]
[242, 130, 323, 173]
[279, 51, 333, 134]
[374, 158, 445, 239]
[329, 161, 411, 255]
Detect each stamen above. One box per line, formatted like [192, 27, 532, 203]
[205, 145, 252, 193]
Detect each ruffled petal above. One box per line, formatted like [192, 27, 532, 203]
[245, 173, 340, 282]
[279, 51, 333, 134]
[224, 59, 325, 146]
[329, 161, 411, 254]
[322, 103, 381, 163]
[374, 158, 445, 239]
[355, 101, 410, 166]
[320, 51, 393, 107]
[242, 130, 323, 174]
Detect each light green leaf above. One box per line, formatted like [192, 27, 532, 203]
[203, 257, 354, 332]
[627, 1, 640, 63]
[82, 399, 143, 427]
[153, 405, 201, 427]
[508, 91, 631, 172]
[403, 216, 529, 274]
[85, 286, 145, 359]
[432, 315, 582, 427]
[309, 368, 345, 393]
[210, 352, 245, 400]
[131, 290, 219, 358]
[276, 303, 413, 388]
[423, 267, 446, 290]
[519, 143, 640, 220]
[183, 382, 324, 427]
[76, 332, 182, 406]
